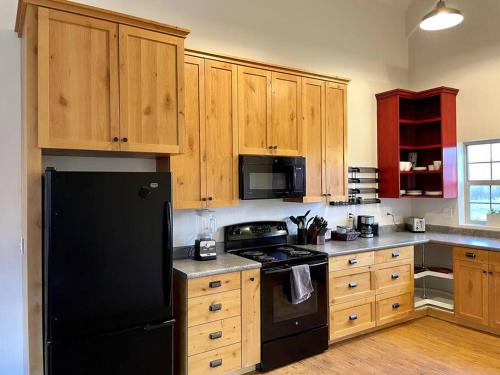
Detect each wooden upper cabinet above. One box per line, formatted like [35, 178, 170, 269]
[301, 78, 326, 202]
[169, 56, 206, 209]
[325, 82, 348, 201]
[37, 8, 119, 151]
[454, 258, 489, 326]
[119, 25, 184, 154]
[238, 66, 272, 155]
[271, 72, 302, 156]
[205, 60, 239, 207]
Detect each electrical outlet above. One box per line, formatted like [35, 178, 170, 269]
[442, 207, 454, 218]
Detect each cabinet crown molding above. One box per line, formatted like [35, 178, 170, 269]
[15, 0, 191, 38]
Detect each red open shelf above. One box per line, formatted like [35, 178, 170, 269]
[400, 170, 441, 175]
[400, 117, 441, 125]
[376, 87, 458, 198]
[400, 144, 442, 150]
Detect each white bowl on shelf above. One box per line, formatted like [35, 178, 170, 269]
[425, 191, 443, 196]
[406, 190, 423, 196]
[413, 167, 426, 171]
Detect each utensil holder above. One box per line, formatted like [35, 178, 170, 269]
[307, 228, 318, 244]
[297, 229, 307, 245]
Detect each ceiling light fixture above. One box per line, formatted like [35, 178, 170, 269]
[420, 0, 464, 31]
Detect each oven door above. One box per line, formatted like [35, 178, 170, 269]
[261, 260, 328, 343]
[239, 155, 305, 200]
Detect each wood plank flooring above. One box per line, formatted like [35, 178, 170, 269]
[258, 317, 500, 374]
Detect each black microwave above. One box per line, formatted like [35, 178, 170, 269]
[239, 155, 306, 200]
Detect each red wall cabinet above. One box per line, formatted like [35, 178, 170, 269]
[376, 87, 459, 199]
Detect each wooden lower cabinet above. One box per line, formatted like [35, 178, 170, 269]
[330, 297, 376, 339]
[174, 270, 260, 374]
[453, 247, 500, 330]
[328, 247, 414, 341]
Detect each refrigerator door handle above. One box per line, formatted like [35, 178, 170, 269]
[143, 319, 176, 332]
[164, 201, 174, 309]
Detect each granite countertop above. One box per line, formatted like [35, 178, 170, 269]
[173, 252, 261, 279]
[299, 231, 500, 256]
[173, 230, 500, 278]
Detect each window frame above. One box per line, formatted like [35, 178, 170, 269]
[464, 139, 500, 225]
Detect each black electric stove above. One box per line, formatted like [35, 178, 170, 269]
[224, 221, 328, 372]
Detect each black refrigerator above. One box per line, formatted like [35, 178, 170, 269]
[43, 169, 174, 375]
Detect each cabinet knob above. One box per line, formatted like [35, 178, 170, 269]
[112, 137, 119, 142]
[483, 270, 487, 274]
[208, 197, 213, 201]
[250, 277, 255, 282]
[327, 193, 332, 197]
[348, 282, 358, 288]
[268, 146, 273, 149]
[349, 314, 358, 321]
[392, 302, 400, 309]
[273, 145, 278, 149]
[391, 273, 400, 279]
[348, 258, 358, 265]
[391, 252, 400, 258]
[122, 137, 128, 143]
[201, 197, 207, 202]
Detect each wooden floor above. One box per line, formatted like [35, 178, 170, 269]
[259, 317, 500, 375]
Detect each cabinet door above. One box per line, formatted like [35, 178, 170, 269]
[271, 72, 303, 156]
[169, 56, 207, 209]
[241, 269, 261, 367]
[119, 25, 184, 154]
[489, 263, 500, 329]
[325, 83, 348, 201]
[238, 66, 272, 155]
[205, 60, 239, 207]
[454, 259, 489, 325]
[37, 8, 119, 151]
[302, 78, 326, 202]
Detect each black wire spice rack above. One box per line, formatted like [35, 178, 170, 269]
[330, 167, 381, 206]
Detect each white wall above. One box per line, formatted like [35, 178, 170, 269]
[0, 29, 24, 375]
[406, 0, 500, 227]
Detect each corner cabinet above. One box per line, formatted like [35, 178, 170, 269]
[36, 7, 187, 154]
[168, 56, 239, 209]
[286, 80, 348, 203]
[376, 87, 458, 198]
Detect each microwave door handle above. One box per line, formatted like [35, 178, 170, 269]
[287, 165, 296, 192]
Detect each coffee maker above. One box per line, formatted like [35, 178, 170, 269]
[356, 215, 379, 238]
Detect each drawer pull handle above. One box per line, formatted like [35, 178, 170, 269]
[209, 303, 222, 312]
[209, 331, 223, 340]
[391, 251, 400, 258]
[465, 252, 476, 258]
[349, 314, 358, 321]
[392, 302, 400, 309]
[348, 258, 358, 265]
[210, 359, 223, 368]
[209, 281, 221, 288]
[391, 273, 400, 279]
[348, 282, 358, 288]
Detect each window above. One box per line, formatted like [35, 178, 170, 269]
[465, 140, 500, 223]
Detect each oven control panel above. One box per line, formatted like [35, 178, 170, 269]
[225, 221, 288, 242]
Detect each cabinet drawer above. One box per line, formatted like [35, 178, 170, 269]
[329, 251, 374, 272]
[454, 247, 489, 263]
[375, 246, 413, 264]
[188, 272, 241, 299]
[488, 251, 500, 266]
[330, 297, 376, 340]
[376, 291, 412, 325]
[188, 343, 241, 375]
[329, 267, 374, 304]
[188, 290, 241, 327]
[188, 316, 241, 356]
[374, 261, 412, 294]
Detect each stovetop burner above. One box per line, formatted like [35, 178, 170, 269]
[241, 250, 265, 258]
[232, 245, 324, 267]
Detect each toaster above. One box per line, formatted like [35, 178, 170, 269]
[194, 238, 217, 261]
[406, 217, 426, 232]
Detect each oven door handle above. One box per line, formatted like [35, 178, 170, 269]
[262, 261, 328, 275]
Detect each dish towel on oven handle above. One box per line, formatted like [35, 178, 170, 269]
[290, 264, 314, 304]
